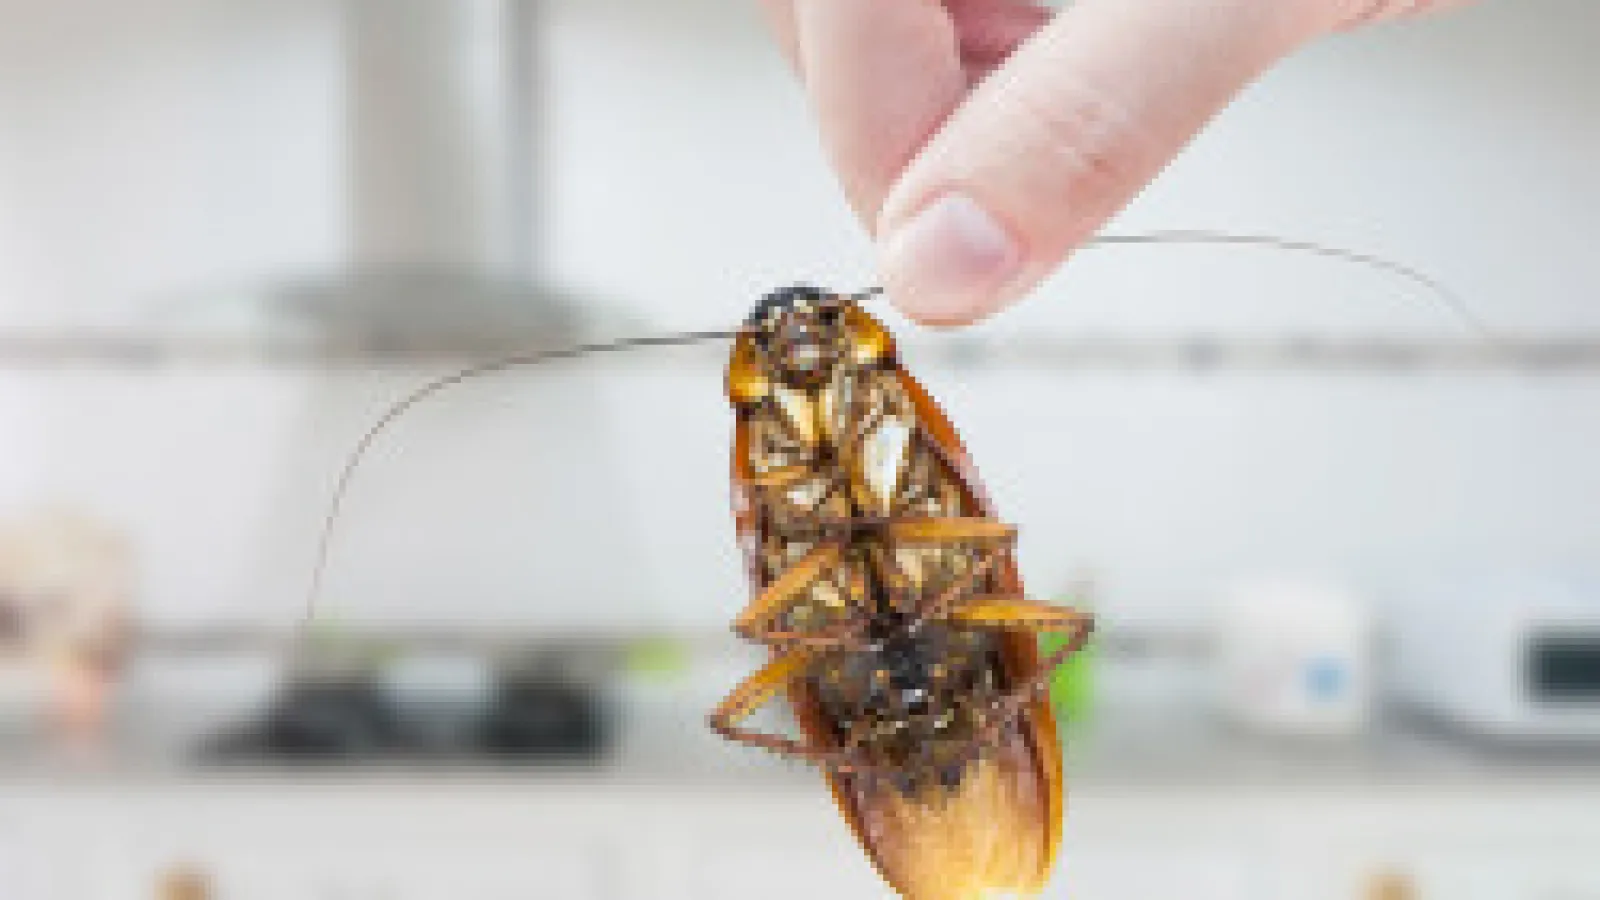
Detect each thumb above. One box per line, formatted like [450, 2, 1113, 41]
[874, 0, 1326, 325]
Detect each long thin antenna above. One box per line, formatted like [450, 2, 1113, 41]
[301, 330, 735, 635]
[1085, 231, 1496, 339]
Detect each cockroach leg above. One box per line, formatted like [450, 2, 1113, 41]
[706, 648, 864, 773]
[949, 600, 1096, 636]
[739, 514, 1027, 645]
[901, 553, 1002, 633]
[955, 601, 1096, 739]
[745, 465, 813, 489]
[731, 543, 876, 650]
[884, 517, 1018, 547]
[879, 515, 1020, 626]
[748, 621, 875, 651]
[797, 515, 1016, 546]
[731, 543, 841, 637]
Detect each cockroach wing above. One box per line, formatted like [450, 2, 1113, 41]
[895, 363, 1066, 859]
[730, 365, 1064, 900]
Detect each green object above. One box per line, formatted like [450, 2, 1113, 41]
[622, 636, 691, 680]
[1041, 614, 1095, 730]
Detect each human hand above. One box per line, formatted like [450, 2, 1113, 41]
[761, 0, 1468, 325]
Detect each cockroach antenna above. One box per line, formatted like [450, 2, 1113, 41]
[298, 232, 1488, 644]
[300, 330, 736, 637]
[860, 232, 1489, 336]
[1082, 230, 1496, 340]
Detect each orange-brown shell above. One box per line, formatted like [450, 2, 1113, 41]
[730, 344, 1062, 899]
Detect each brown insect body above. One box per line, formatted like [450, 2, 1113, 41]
[715, 287, 1093, 900]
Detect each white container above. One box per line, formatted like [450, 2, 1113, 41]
[1213, 578, 1373, 737]
[1386, 570, 1600, 740]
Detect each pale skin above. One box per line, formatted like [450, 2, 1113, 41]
[759, 0, 1472, 326]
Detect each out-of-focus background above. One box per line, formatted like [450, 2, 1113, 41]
[0, 0, 1596, 897]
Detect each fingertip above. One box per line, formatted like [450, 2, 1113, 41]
[889, 299, 986, 329]
[877, 192, 1022, 328]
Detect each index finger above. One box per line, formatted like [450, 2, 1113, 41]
[785, 0, 969, 225]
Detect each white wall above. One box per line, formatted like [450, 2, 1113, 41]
[0, 0, 345, 325]
[0, 0, 1592, 631]
[0, 0, 348, 628]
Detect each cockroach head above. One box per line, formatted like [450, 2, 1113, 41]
[738, 285, 893, 391]
[745, 284, 832, 330]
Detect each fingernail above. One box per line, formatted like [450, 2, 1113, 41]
[878, 193, 1020, 324]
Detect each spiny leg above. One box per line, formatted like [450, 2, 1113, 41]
[789, 514, 1015, 546]
[901, 552, 1001, 630]
[915, 600, 1095, 775]
[885, 517, 1017, 547]
[878, 516, 1018, 627]
[950, 599, 1096, 736]
[733, 543, 837, 639]
[745, 464, 813, 489]
[735, 516, 1022, 648]
[949, 600, 1095, 637]
[707, 649, 862, 773]
[732, 542, 875, 650]
[735, 487, 913, 650]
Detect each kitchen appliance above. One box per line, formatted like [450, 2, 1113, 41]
[197, 650, 611, 765]
[1387, 571, 1600, 741]
[1213, 577, 1374, 737]
[238, 0, 644, 630]
[261, 0, 582, 351]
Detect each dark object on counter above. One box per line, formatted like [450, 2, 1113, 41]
[261, 677, 395, 759]
[1529, 631, 1600, 704]
[482, 673, 609, 761]
[196, 666, 610, 766]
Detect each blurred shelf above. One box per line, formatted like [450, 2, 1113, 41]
[2, 332, 1600, 372]
[919, 334, 1600, 373]
[4, 704, 1598, 791]
[0, 334, 592, 368]
[126, 624, 652, 658]
[124, 621, 1203, 659]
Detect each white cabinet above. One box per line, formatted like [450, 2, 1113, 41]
[5, 779, 1600, 900]
[1409, 855, 1600, 900]
[1, 784, 611, 900]
[317, 849, 600, 900]
[1046, 847, 1258, 900]
[679, 842, 892, 900]
[1292, 853, 1600, 900]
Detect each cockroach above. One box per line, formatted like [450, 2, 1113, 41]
[300, 232, 1488, 900]
[712, 286, 1090, 900]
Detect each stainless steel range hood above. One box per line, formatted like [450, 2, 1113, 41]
[244, 4, 639, 634]
[274, 0, 582, 353]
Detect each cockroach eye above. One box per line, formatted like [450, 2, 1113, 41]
[748, 284, 826, 328]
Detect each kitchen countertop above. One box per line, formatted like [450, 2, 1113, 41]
[38, 628, 1582, 792]
[4, 639, 1596, 789]
[2, 706, 1595, 792]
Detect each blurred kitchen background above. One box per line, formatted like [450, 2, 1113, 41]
[0, 0, 1596, 897]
